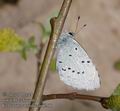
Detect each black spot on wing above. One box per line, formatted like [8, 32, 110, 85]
[81, 61, 85, 63]
[82, 71, 84, 74]
[68, 67, 71, 70]
[59, 61, 62, 63]
[62, 68, 66, 71]
[87, 60, 90, 63]
[75, 47, 77, 50]
[72, 70, 75, 73]
[81, 60, 91, 63]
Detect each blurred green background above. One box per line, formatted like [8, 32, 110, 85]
[0, 0, 120, 111]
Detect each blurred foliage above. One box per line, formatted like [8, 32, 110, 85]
[0, 28, 37, 60]
[50, 58, 56, 72]
[112, 84, 120, 96]
[38, 11, 58, 72]
[0, 0, 19, 5]
[20, 36, 37, 60]
[0, 28, 24, 52]
[107, 96, 120, 111]
[103, 84, 120, 111]
[39, 11, 58, 41]
[39, 23, 51, 43]
[39, 23, 56, 71]
[114, 60, 120, 71]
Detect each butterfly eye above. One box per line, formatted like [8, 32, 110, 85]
[69, 54, 72, 56]
[68, 32, 74, 36]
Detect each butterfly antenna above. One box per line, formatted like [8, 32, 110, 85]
[74, 24, 87, 36]
[75, 16, 80, 34]
[80, 24, 87, 31]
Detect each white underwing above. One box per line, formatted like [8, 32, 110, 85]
[56, 32, 100, 90]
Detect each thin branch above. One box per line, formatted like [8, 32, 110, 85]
[42, 93, 109, 109]
[29, 0, 72, 111]
[36, 42, 44, 78]
[43, 92, 102, 102]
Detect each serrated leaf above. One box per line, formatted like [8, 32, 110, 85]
[50, 58, 56, 72]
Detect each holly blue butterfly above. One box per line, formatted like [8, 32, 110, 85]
[56, 24, 100, 90]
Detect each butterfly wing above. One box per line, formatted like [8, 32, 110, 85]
[56, 36, 100, 90]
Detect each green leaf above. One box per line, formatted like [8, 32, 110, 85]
[49, 58, 56, 72]
[103, 84, 120, 111]
[19, 36, 38, 60]
[28, 36, 35, 45]
[107, 96, 120, 111]
[40, 23, 48, 37]
[28, 36, 37, 50]
[112, 84, 120, 96]
[112, 109, 120, 111]
[39, 11, 58, 40]
[39, 23, 51, 38]
[20, 48, 27, 60]
[114, 60, 120, 71]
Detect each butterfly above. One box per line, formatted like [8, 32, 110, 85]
[56, 32, 100, 90]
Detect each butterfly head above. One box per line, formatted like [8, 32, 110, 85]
[57, 32, 74, 49]
[68, 32, 75, 36]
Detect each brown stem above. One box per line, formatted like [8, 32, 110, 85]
[43, 92, 102, 102]
[28, 0, 72, 111]
[36, 42, 44, 78]
[42, 93, 109, 109]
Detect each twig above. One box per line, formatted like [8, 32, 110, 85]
[36, 42, 44, 78]
[43, 92, 102, 102]
[29, 0, 72, 111]
[42, 93, 109, 109]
